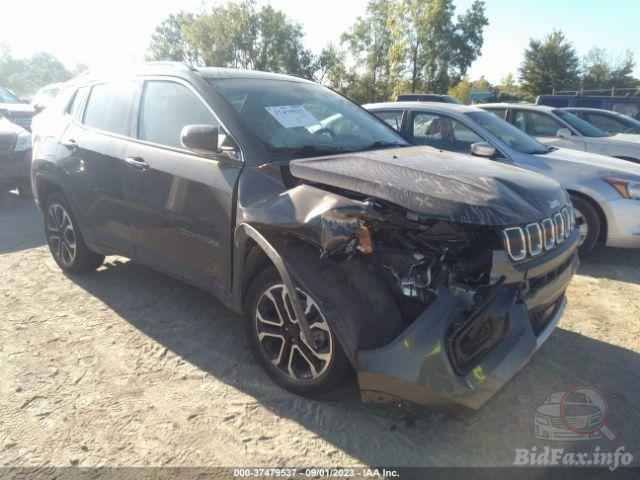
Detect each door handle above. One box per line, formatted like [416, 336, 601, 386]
[61, 139, 78, 150]
[124, 157, 150, 172]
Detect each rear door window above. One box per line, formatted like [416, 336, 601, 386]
[83, 82, 137, 136]
[411, 112, 484, 153]
[138, 80, 216, 149]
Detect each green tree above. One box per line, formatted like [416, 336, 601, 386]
[448, 76, 471, 103]
[342, 0, 488, 100]
[146, 12, 198, 64]
[341, 0, 397, 102]
[147, 1, 315, 78]
[519, 30, 581, 98]
[0, 45, 72, 96]
[581, 48, 638, 91]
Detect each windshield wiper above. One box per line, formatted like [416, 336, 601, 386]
[362, 140, 408, 151]
[268, 145, 351, 155]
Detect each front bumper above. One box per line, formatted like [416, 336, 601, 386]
[356, 227, 580, 411]
[602, 198, 640, 248]
[0, 149, 31, 190]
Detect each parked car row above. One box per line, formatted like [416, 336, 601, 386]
[28, 63, 583, 412]
[365, 101, 640, 254]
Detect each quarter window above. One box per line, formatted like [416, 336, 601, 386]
[412, 112, 483, 154]
[373, 110, 404, 131]
[512, 110, 564, 137]
[138, 81, 216, 149]
[83, 82, 136, 136]
[67, 86, 89, 120]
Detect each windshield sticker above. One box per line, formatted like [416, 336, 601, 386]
[265, 105, 320, 129]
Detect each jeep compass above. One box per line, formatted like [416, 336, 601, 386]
[31, 63, 580, 410]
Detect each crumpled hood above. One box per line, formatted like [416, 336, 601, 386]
[289, 146, 568, 226]
[611, 133, 640, 145]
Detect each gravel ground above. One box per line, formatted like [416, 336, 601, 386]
[1, 190, 639, 468]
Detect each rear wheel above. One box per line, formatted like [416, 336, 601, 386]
[570, 195, 601, 255]
[245, 267, 349, 397]
[44, 193, 104, 273]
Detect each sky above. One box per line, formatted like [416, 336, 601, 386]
[1, 0, 639, 84]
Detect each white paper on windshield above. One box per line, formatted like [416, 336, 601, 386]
[265, 105, 319, 128]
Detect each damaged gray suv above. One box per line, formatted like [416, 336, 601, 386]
[31, 63, 580, 410]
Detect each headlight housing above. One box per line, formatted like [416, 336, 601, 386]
[14, 132, 31, 152]
[603, 177, 640, 200]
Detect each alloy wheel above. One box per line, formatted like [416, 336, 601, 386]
[46, 203, 77, 267]
[255, 284, 333, 381]
[574, 207, 589, 247]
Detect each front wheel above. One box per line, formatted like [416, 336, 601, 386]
[44, 193, 105, 274]
[570, 195, 601, 255]
[244, 267, 350, 397]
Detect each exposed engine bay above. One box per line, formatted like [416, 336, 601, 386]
[318, 198, 496, 324]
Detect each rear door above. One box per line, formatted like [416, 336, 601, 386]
[122, 78, 242, 291]
[60, 80, 138, 255]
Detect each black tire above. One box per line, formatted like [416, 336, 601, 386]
[244, 266, 350, 397]
[570, 195, 601, 255]
[17, 183, 33, 198]
[44, 192, 105, 274]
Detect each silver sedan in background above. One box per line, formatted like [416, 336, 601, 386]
[479, 103, 640, 163]
[364, 101, 640, 253]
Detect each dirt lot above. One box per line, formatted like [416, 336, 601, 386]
[1, 190, 639, 468]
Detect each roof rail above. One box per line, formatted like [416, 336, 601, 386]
[550, 87, 640, 97]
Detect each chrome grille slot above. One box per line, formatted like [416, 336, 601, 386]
[561, 208, 571, 239]
[553, 213, 565, 243]
[526, 223, 543, 256]
[541, 218, 555, 251]
[503, 204, 576, 262]
[503, 227, 526, 261]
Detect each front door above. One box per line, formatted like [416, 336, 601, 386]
[122, 79, 242, 291]
[510, 109, 586, 151]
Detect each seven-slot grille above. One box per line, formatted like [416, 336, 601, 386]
[502, 204, 576, 262]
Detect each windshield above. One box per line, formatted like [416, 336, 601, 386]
[0, 87, 22, 104]
[554, 110, 609, 137]
[465, 111, 550, 155]
[208, 78, 408, 157]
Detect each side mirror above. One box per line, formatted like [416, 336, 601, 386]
[180, 124, 220, 155]
[470, 142, 496, 158]
[556, 128, 573, 139]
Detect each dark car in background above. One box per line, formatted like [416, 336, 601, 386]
[31, 62, 579, 411]
[395, 93, 461, 104]
[0, 86, 36, 131]
[0, 113, 32, 196]
[536, 94, 640, 121]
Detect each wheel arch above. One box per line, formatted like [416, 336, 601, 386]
[33, 173, 66, 210]
[567, 189, 608, 242]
